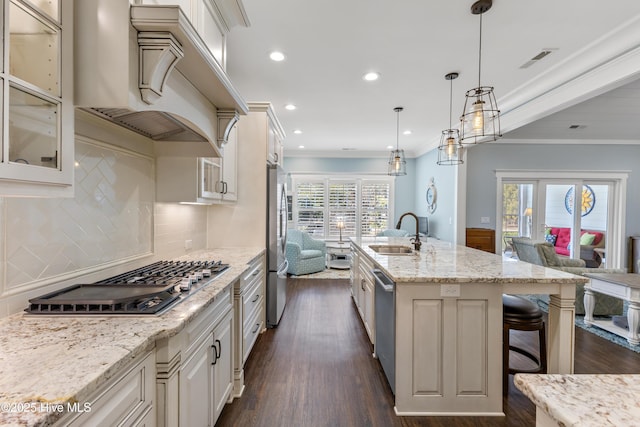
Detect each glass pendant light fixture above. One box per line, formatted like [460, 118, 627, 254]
[438, 72, 463, 166]
[388, 107, 407, 176]
[460, 0, 501, 144]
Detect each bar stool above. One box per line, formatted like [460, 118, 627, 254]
[502, 294, 547, 395]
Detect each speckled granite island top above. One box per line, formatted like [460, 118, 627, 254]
[0, 247, 264, 427]
[351, 237, 588, 285]
[514, 374, 640, 426]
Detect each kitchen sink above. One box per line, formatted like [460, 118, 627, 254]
[368, 244, 413, 255]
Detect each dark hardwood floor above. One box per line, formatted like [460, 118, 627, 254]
[217, 279, 640, 427]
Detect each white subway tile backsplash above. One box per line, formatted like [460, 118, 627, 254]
[4, 140, 154, 290]
[0, 136, 211, 317]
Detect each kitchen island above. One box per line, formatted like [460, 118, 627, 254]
[0, 247, 264, 427]
[351, 237, 586, 417]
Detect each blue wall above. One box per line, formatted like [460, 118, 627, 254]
[413, 149, 459, 242]
[283, 156, 416, 223]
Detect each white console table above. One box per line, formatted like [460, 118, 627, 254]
[326, 241, 351, 269]
[584, 272, 640, 346]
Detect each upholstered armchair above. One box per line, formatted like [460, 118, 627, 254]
[285, 229, 327, 275]
[511, 237, 624, 315]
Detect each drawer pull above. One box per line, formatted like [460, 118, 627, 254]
[252, 323, 260, 334]
[251, 294, 260, 303]
[252, 269, 261, 276]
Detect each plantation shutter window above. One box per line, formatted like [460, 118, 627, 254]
[291, 175, 394, 239]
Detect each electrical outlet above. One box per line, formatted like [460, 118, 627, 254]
[440, 284, 460, 297]
[480, 216, 490, 224]
[185, 239, 193, 250]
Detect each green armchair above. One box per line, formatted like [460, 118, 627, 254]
[511, 237, 625, 316]
[285, 229, 327, 275]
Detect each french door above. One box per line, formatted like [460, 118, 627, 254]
[497, 171, 627, 269]
[537, 181, 611, 267]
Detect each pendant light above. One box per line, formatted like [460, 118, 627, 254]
[460, 0, 501, 144]
[437, 72, 463, 166]
[388, 107, 407, 176]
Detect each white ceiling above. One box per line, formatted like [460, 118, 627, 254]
[225, 0, 640, 157]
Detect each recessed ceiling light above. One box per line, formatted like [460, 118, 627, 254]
[293, 129, 302, 134]
[269, 51, 285, 61]
[386, 145, 394, 149]
[363, 72, 380, 82]
[298, 145, 305, 149]
[285, 104, 297, 110]
[403, 130, 412, 135]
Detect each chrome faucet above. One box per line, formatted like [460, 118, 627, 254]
[395, 212, 422, 251]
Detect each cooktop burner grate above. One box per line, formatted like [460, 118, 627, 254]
[26, 260, 229, 315]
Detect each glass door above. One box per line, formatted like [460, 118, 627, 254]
[500, 182, 534, 256]
[497, 171, 625, 269]
[538, 181, 610, 267]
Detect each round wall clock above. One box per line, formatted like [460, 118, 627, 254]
[426, 177, 437, 214]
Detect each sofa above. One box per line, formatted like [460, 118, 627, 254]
[285, 229, 327, 276]
[545, 227, 605, 268]
[511, 237, 624, 316]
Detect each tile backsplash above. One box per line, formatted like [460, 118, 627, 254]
[0, 137, 208, 317]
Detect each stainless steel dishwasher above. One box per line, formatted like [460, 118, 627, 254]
[373, 269, 395, 395]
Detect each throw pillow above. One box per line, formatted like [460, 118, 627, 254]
[580, 232, 596, 246]
[545, 234, 557, 245]
[539, 244, 560, 267]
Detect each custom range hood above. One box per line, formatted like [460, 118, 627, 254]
[75, 1, 248, 157]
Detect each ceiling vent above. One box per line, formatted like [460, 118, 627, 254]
[519, 49, 557, 69]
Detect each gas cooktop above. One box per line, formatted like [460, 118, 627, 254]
[26, 260, 229, 316]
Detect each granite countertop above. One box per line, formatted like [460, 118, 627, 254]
[351, 236, 588, 284]
[514, 373, 640, 426]
[0, 247, 264, 427]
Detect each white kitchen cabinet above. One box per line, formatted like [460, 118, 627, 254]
[156, 284, 234, 427]
[207, 103, 285, 247]
[232, 254, 265, 396]
[0, 0, 74, 197]
[352, 246, 374, 345]
[212, 310, 234, 420]
[218, 122, 238, 202]
[350, 245, 360, 302]
[239, 103, 286, 167]
[267, 121, 284, 166]
[180, 309, 233, 425]
[135, 0, 250, 70]
[156, 123, 237, 204]
[57, 351, 156, 427]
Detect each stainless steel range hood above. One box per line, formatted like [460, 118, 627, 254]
[75, 1, 247, 157]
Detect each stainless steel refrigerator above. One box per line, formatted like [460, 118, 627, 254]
[266, 165, 288, 327]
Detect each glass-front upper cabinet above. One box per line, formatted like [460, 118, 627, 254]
[1, 0, 73, 197]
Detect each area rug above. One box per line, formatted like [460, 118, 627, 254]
[525, 295, 640, 354]
[289, 268, 350, 280]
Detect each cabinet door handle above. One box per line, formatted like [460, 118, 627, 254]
[361, 278, 365, 291]
[251, 294, 260, 303]
[223, 181, 228, 194]
[211, 342, 219, 365]
[252, 269, 260, 276]
[274, 152, 279, 163]
[252, 323, 260, 334]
